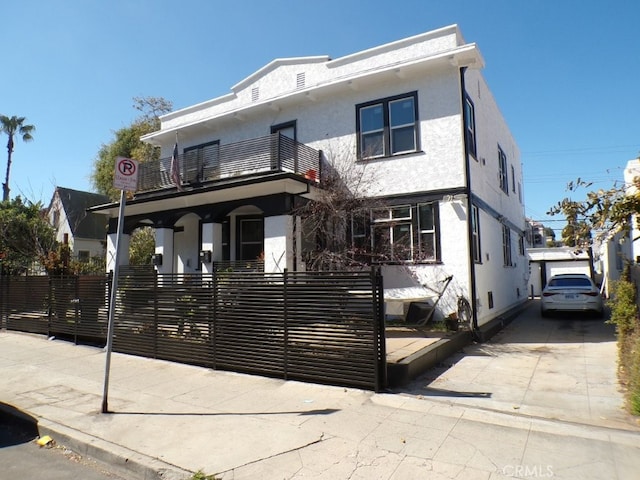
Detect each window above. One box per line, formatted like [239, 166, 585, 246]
[351, 202, 439, 262]
[498, 146, 508, 194]
[502, 224, 512, 266]
[184, 141, 220, 183]
[78, 250, 90, 262]
[518, 235, 525, 256]
[464, 96, 477, 159]
[417, 203, 437, 261]
[471, 204, 481, 263]
[511, 164, 516, 193]
[237, 217, 264, 260]
[372, 206, 413, 261]
[356, 92, 419, 159]
[271, 121, 296, 141]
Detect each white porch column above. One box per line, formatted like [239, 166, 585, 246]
[154, 228, 174, 275]
[106, 232, 130, 273]
[201, 222, 222, 274]
[264, 215, 293, 273]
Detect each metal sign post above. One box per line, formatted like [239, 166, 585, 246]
[102, 157, 139, 413]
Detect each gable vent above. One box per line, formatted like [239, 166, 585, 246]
[296, 72, 305, 89]
[251, 87, 259, 102]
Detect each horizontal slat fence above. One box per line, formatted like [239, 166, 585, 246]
[0, 269, 386, 391]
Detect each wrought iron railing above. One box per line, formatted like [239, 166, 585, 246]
[137, 133, 321, 193]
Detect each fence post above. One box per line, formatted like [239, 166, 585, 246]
[372, 266, 386, 392]
[211, 267, 218, 369]
[283, 268, 289, 380]
[47, 276, 52, 338]
[74, 275, 79, 345]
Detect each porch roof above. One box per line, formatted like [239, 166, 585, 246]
[88, 171, 317, 218]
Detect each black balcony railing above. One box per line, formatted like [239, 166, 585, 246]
[137, 133, 321, 193]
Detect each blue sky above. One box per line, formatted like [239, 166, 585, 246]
[2, 1, 639, 235]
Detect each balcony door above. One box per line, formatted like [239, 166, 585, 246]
[184, 140, 220, 183]
[271, 121, 297, 171]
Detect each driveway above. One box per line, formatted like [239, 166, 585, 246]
[400, 300, 639, 431]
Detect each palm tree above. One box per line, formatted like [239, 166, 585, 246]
[1, 115, 35, 202]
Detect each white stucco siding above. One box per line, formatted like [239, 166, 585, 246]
[157, 26, 470, 137]
[473, 211, 528, 326]
[166, 65, 468, 200]
[382, 198, 472, 321]
[72, 238, 104, 258]
[465, 69, 523, 229]
[173, 214, 200, 274]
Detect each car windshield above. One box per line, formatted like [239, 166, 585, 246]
[548, 277, 592, 288]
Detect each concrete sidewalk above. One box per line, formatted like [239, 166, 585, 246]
[1, 317, 639, 479]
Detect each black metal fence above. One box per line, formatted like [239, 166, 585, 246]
[0, 269, 386, 391]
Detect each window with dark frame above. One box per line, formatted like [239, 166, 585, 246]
[471, 204, 481, 263]
[464, 96, 477, 159]
[498, 146, 508, 194]
[183, 140, 220, 183]
[518, 235, 525, 256]
[356, 92, 419, 159]
[349, 202, 439, 263]
[502, 224, 512, 266]
[237, 217, 264, 261]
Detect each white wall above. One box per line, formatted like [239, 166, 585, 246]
[149, 25, 526, 326]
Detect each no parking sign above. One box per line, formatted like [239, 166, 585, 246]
[113, 156, 139, 191]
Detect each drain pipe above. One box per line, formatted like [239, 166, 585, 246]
[459, 66, 481, 342]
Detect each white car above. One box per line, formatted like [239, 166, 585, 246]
[541, 273, 604, 318]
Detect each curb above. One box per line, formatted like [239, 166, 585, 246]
[0, 403, 192, 480]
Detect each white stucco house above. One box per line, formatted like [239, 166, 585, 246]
[48, 186, 109, 261]
[593, 157, 640, 296]
[92, 25, 528, 336]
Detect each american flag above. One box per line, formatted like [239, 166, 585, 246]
[170, 141, 182, 191]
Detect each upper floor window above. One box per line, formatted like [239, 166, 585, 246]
[356, 92, 419, 160]
[498, 146, 508, 194]
[464, 96, 477, 159]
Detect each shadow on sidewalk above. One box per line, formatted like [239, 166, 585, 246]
[0, 402, 40, 448]
[105, 408, 340, 417]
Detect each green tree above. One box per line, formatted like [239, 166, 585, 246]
[548, 175, 640, 243]
[0, 115, 35, 202]
[129, 227, 155, 265]
[91, 97, 172, 200]
[0, 197, 56, 274]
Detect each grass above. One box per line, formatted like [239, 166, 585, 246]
[190, 470, 219, 480]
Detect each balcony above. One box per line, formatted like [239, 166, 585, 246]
[137, 133, 321, 193]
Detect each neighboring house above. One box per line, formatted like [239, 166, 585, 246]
[47, 187, 109, 261]
[526, 218, 550, 248]
[593, 157, 639, 296]
[528, 247, 595, 297]
[91, 25, 528, 335]
[593, 230, 627, 298]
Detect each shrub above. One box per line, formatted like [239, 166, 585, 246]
[607, 275, 640, 416]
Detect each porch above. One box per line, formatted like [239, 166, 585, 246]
[136, 133, 321, 194]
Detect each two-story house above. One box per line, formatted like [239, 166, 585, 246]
[92, 25, 528, 336]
